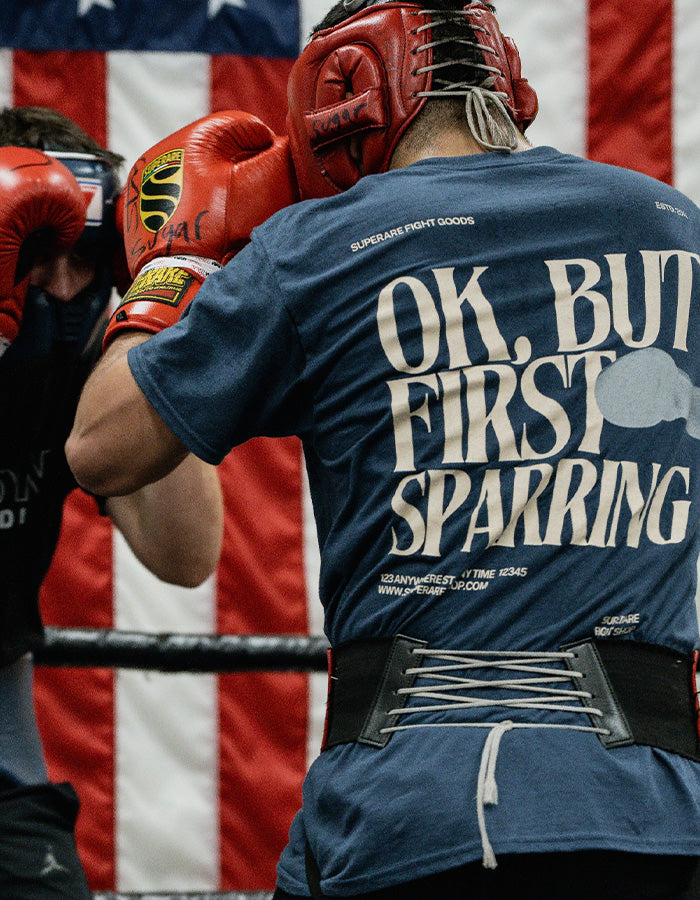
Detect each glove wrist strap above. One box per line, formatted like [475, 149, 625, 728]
[139, 255, 222, 280]
[102, 255, 221, 352]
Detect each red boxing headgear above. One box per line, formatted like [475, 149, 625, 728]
[286, 1, 538, 199]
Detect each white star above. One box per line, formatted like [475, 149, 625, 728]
[208, 0, 246, 17]
[77, 0, 115, 14]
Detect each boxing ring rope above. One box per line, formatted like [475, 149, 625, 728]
[35, 627, 330, 900]
[93, 894, 273, 900]
[35, 626, 329, 673]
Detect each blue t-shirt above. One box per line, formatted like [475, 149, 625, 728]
[129, 146, 700, 894]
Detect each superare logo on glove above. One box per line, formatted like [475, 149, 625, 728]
[139, 149, 184, 233]
[117, 266, 195, 313]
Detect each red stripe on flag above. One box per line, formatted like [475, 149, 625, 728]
[217, 438, 308, 889]
[211, 55, 308, 889]
[211, 55, 294, 134]
[36, 489, 115, 890]
[587, 0, 674, 183]
[13, 50, 108, 147]
[15, 47, 114, 890]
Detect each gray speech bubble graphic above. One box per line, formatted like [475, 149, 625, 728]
[595, 347, 700, 440]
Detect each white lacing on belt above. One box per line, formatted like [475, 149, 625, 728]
[379, 649, 610, 869]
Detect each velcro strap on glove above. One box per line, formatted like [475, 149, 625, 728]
[103, 254, 221, 351]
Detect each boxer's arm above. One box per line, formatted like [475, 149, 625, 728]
[75, 331, 224, 586]
[69, 111, 298, 563]
[105, 453, 223, 587]
[67, 332, 188, 497]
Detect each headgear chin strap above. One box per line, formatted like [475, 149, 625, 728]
[286, 1, 538, 199]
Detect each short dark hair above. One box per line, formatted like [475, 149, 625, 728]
[0, 106, 123, 175]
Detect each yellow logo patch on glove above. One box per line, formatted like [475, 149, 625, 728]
[140, 149, 184, 233]
[119, 265, 194, 309]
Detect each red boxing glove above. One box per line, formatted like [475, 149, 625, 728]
[0, 147, 86, 355]
[104, 110, 299, 350]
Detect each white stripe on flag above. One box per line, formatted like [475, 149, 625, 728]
[106, 51, 211, 173]
[673, 0, 700, 641]
[496, 0, 588, 157]
[0, 50, 11, 111]
[113, 532, 219, 891]
[673, 0, 700, 208]
[299, 0, 330, 46]
[302, 467, 325, 767]
[108, 50, 216, 892]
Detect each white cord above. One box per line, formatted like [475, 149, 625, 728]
[380, 650, 609, 868]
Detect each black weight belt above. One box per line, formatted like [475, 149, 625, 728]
[307, 636, 700, 898]
[321, 635, 700, 761]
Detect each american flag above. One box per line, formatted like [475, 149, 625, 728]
[1, 0, 698, 893]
